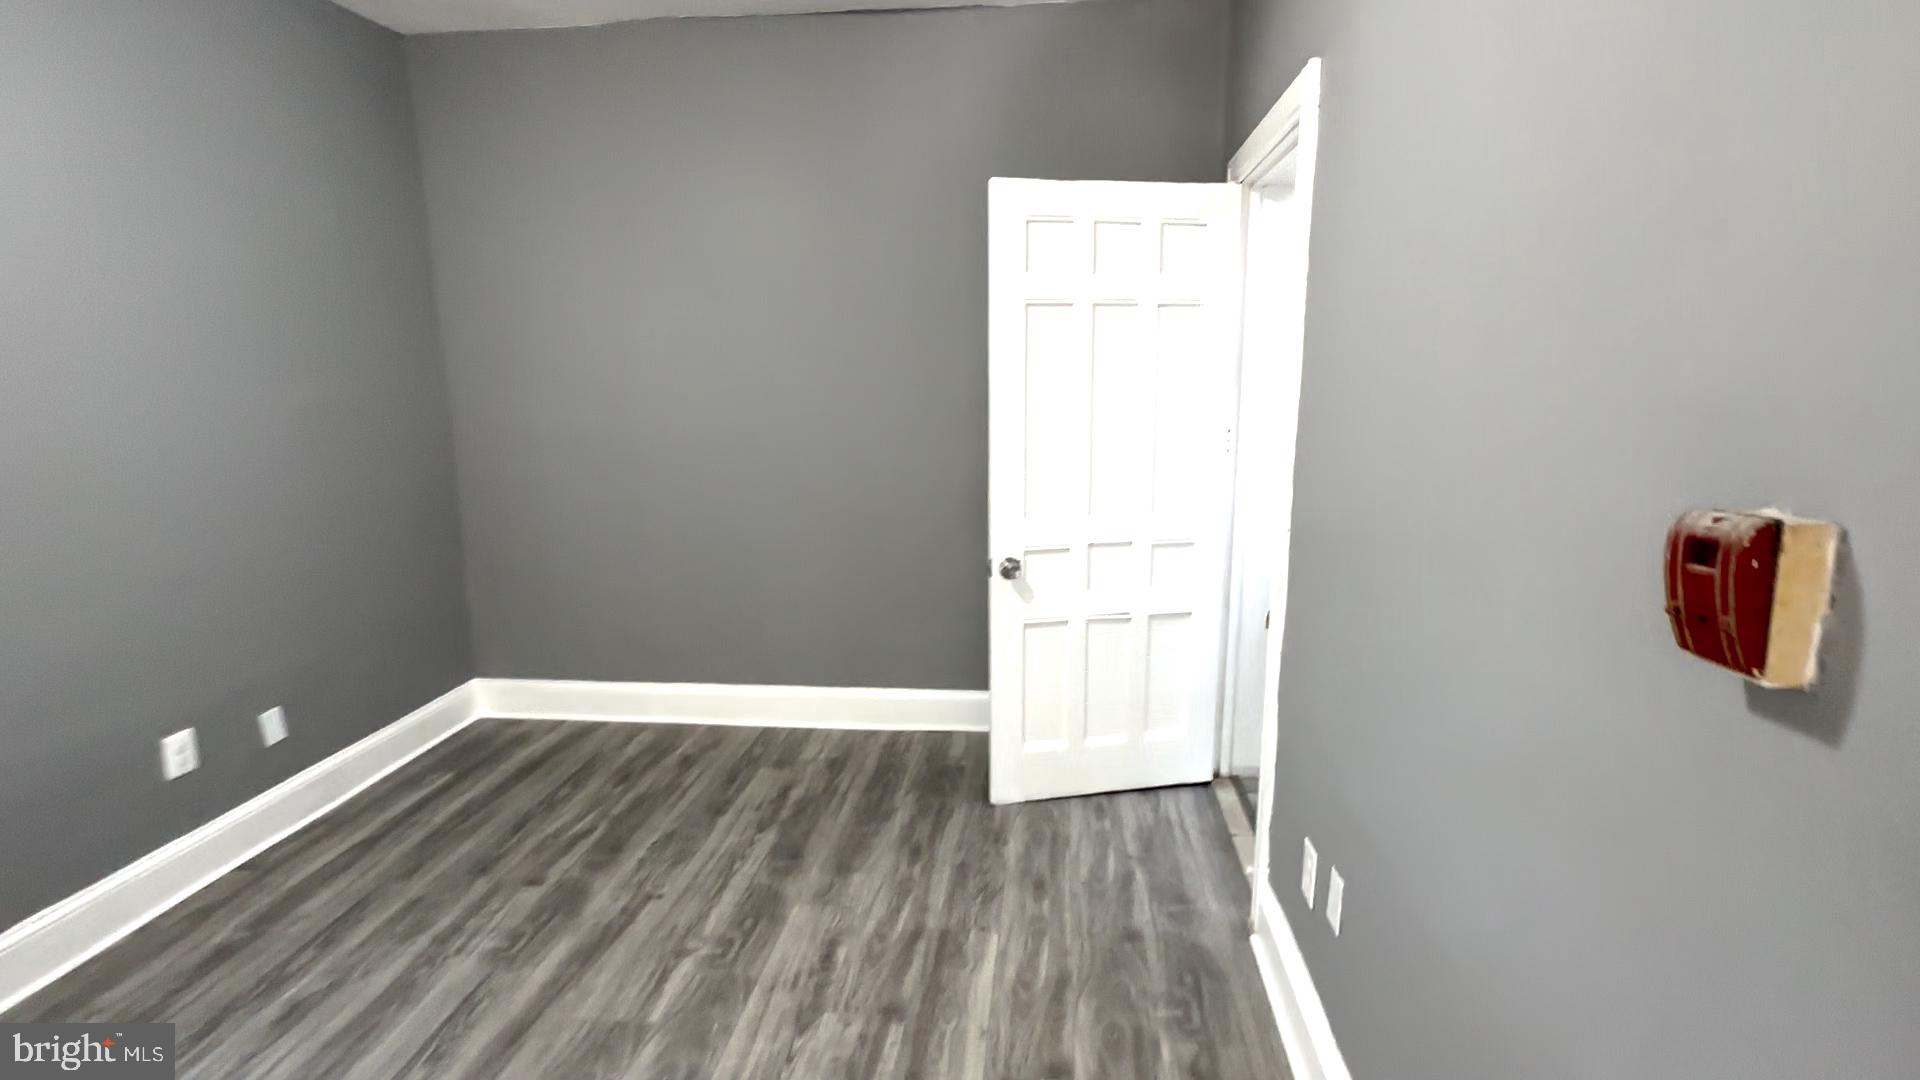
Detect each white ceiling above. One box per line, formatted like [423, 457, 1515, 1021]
[333, 0, 1071, 34]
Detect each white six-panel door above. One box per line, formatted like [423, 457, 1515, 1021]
[988, 178, 1242, 805]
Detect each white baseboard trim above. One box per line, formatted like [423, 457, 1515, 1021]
[472, 678, 990, 732]
[1251, 877, 1353, 1080]
[0, 677, 985, 1014]
[0, 681, 480, 1015]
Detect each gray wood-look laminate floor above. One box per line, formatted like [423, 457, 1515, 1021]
[8, 720, 1290, 1080]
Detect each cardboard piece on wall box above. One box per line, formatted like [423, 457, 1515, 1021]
[1751, 510, 1842, 690]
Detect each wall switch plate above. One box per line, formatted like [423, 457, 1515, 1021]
[257, 706, 289, 747]
[1301, 837, 1319, 908]
[159, 728, 200, 780]
[1327, 866, 1345, 936]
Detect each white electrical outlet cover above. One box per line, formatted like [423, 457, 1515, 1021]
[1301, 837, 1318, 908]
[258, 706, 289, 747]
[159, 728, 200, 780]
[1327, 866, 1345, 935]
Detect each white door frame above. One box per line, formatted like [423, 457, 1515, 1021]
[1217, 59, 1323, 898]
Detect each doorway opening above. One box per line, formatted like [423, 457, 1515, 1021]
[1217, 59, 1323, 899]
[978, 61, 1323, 908]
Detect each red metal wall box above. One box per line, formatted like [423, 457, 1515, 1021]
[1663, 509, 1841, 689]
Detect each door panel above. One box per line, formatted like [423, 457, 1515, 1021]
[988, 178, 1241, 805]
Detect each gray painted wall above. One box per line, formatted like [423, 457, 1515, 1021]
[1228, 1, 1920, 1077]
[405, 0, 1229, 689]
[0, 0, 471, 928]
